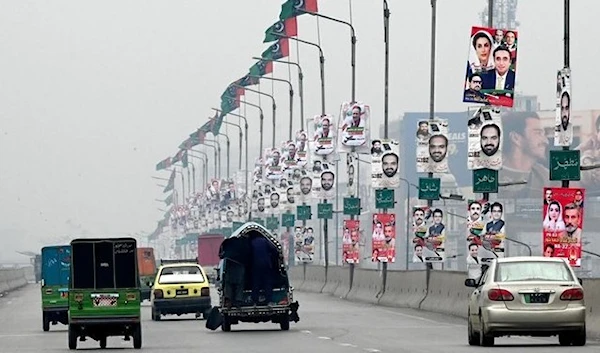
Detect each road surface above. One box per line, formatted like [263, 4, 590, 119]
[1, 284, 600, 352]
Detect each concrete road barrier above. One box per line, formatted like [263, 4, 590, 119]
[0, 268, 28, 294]
[292, 265, 600, 339]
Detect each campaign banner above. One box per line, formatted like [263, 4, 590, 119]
[554, 68, 573, 147]
[463, 26, 518, 108]
[311, 157, 336, 199]
[293, 226, 315, 263]
[338, 102, 370, 153]
[297, 169, 313, 202]
[371, 139, 400, 188]
[294, 130, 310, 167]
[466, 199, 506, 269]
[342, 219, 361, 264]
[346, 152, 358, 197]
[411, 206, 446, 263]
[371, 213, 396, 263]
[309, 114, 336, 156]
[263, 148, 283, 181]
[467, 106, 503, 170]
[281, 139, 301, 171]
[542, 187, 584, 267]
[416, 119, 449, 173]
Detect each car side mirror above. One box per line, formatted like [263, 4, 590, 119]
[464, 278, 477, 287]
[578, 278, 583, 285]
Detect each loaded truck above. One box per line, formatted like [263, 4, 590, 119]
[137, 247, 157, 301]
[197, 233, 224, 283]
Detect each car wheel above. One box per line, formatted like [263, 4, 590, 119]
[133, 323, 142, 349]
[280, 315, 290, 331]
[151, 307, 161, 321]
[467, 316, 479, 346]
[99, 337, 107, 349]
[572, 329, 586, 346]
[559, 333, 572, 346]
[68, 325, 77, 350]
[42, 313, 50, 332]
[479, 316, 494, 347]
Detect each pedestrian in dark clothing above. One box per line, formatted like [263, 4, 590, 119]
[250, 234, 277, 305]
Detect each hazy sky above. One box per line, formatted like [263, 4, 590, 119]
[1, 0, 598, 262]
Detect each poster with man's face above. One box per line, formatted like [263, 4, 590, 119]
[268, 189, 280, 214]
[263, 148, 283, 181]
[342, 219, 361, 264]
[294, 130, 309, 166]
[338, 102, 370, 153]
[542, 187, 584, 267]
[311, 158, 335, 199]
[309, 114, 336, 156]
[371, 139, 400, 188]
[281, 139, 300, 170]
[463, 26, 518, 108]
[554, 68, 572, 147]
[410, 206, 445, 263]
[298, 170, 313, 202]
[466, 199, 506, 266]
[467, 106, 503, 170]
[416, 119, 449, 173]
[346, 152, 358, 197]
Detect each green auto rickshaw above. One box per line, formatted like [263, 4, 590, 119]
[41, 245, 71, 331]
[68, 237, 142, 350]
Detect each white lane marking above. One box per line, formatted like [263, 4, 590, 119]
[376, 308, 463, 327]
[339, 343, 358, 347]
[318, 336, 332, 340]
[0, 334, 47, 338]
[301, 330, 312, 334]
[364, 349, 381, 353]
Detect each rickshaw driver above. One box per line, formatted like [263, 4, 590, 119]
[250, 234, 279, 306]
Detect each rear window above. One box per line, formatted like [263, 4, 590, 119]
[71, 240, 137, 289]
[158, 266, 205, 284]
[495, 261, 574, 282]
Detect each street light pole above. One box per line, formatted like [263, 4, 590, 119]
[234, 84, 276, 149]
[249, 75, 294, 141]
[239, 100, 264, 157]
[215, 109, 250, 197]
[217, 133, 230, 179]
[252, 57, 304, 131]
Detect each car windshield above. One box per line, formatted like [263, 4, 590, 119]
[158, 266, 205, 284]
[495, 261, 574, 282]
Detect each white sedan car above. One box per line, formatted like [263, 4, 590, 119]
[465, 256, 586, 346]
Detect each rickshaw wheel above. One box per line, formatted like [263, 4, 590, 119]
[42, 314, 50, 332]
[280, 316, 290, 331]
[99, 336, 107, 348]
[68, 325, 77, 350]
[133, 323, 142, 349]
[221, 318, 231, 332]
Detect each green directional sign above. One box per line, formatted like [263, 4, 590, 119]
[473, 168, 499, 193]
[296, 205, 312, 221]
[343, 197, 361, 216]
[252, 218, 265, 226]
[281, 213, 295, 227]
[418, 177, 441, 200]
[375, 189, 395, 209]
[266, 216, 279, 230]
[317, 203, 333, 219]
[550, 150, 580, 181]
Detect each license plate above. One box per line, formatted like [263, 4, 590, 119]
[525, 293, 549, 304]
[176, 289, 188, 296]
[91, 294, 119, 307]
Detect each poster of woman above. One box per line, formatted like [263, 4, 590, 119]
[342, 220, 360, 264]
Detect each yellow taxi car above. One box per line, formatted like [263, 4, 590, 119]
[150, 260, 212, 321]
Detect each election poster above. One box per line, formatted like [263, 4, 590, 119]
[294, 226, 315, 263]
[463, 26, 518, 108]
[342, 220, 361, 264]
[466, 199, 506, 273]
[346, 152, 358, 197]
[281, 139, 301, 171]
[554, 68, 573, 147]
[371, 139, 400, 188]
[297, 169, 313, 202]
[311, 157, 335, 199]
[294, 130, 309, 166]
[371, 213, 396, 263]
[416, 119, 449, 173]
[411, 206, 446, 263]
[338, 102, 370, 153]
[542, 187, 584, 267]
[467, 106, 503, 170]
[263, 148, 283, 181]
[309, 114, 336, 156]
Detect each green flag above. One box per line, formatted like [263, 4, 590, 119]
[182, 151, 189, 168]
[264, 17, 298, 42]
[261, 38, 290, 60]
[155, 157, 172, 171]
[280, 0, 319, 20]
[249, 60, 273, 77]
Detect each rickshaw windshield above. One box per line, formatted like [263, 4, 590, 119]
[71, 239, 138, 289]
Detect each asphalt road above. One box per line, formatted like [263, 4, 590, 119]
[2, 284, 600, 352]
